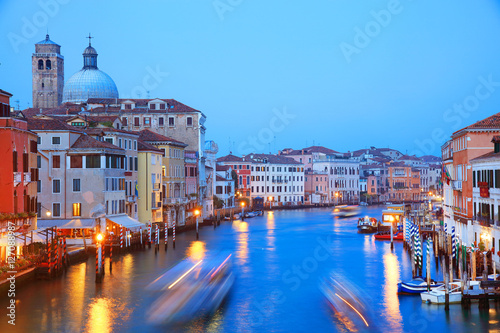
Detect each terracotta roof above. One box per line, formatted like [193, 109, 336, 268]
[27, 118, 81, 132]
[87, 98, 201, 113]
[138, 129, 186, 146]
[454, 112, 500, 134]
[216, 165, 231, 171]
[0, 89, 12, 97]
[247, 153, 302, 165]
[398, 155, 422, 161]
[217, 154, 244, 162]
[71, 134, 123, 150]
[282, 146, 338, 155]
[216, 175, 231, 182]
[492, 136, 500, 143]
[21, 103, 83, 118]
[420, 155, 441, 163]
[84, 127, 139, 137]
[137, 139, 163, 153]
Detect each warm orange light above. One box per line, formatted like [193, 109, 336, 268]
[335, 293, 369, 327]
[46, 211, 51, 217]
[268, 196, 273, 201]
[241, 202, 245, 207]
[194, 209, 200, 216]
[335, 192, 339, 197]
[96, 234, 103, 242]
[428, 192, 432, 196]
[167, 260, 203, 290]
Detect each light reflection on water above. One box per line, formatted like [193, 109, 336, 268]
[2, 207, 500, 333]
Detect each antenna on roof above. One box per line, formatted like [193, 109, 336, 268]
[147, 90, 150, 99]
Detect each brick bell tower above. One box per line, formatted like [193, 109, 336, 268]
[32, 34, 64, 108]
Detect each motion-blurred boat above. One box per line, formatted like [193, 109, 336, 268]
[146, 253, 234, 325]
[333, 205, 360, 218]
[397, 276, 443, 294]
[320, 273, 374, 331]
[357, 216, 378, 233]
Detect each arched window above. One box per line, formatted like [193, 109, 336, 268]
[46, 60, 51, 70]
[38, 59, 44, 70]
[42, 83, 44, 88]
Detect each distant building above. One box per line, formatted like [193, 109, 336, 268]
[217, 154, 252, 200]
[137, 140, 163, 224]
[215, 165, 235, 209]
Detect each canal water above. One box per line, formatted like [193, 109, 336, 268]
[2, 207, 500, 333]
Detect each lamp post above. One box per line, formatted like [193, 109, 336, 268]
[194, 209, 200, 240]
[268, 196, 273, 209]
[96, 233, 103, 283]
[241, 201, 245, 221]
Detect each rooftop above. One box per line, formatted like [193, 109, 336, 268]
[71, 134, 123, 150]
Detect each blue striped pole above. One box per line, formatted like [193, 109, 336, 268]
[451, 226, 456, 260]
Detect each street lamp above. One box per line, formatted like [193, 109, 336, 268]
[240, 201, 245, 221]
[96, 233, 104, 283]
[194, 209, 200, 240]
[268, 196, 273, 209]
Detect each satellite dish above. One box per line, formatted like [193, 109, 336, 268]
[90, 204, 106, 218]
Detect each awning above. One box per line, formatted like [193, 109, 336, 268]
[106, 214, 144, 230]
[37, 219, 96, 229]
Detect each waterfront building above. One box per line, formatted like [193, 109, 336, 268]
[137, 140, 163, 224]
[184, 150, 199, 211]
[139, 129, 188, 227]
[304, 170, 330, 205]
[385, 162, 421, 202]
[85, 127, 139, 219]
[216, 154, 252, 200]
[442, 113, 500, 245]
[279, 146, 338, 171]
[247, 154, 305, 207]
[470, 137, 500, 267]
[360, 164, 389, 203]
[0, 90, 38, 239]
[29, 118, 137, 242]
[32, 35, 64, 108]
[313, 155, 360, 205]
[215, 165, 236, 209]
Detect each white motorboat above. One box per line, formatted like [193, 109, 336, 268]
[420, 281, 483, 304]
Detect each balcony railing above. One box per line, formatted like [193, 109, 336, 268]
[153, 183, 161, 190]
[14, 172, 21, 185]
[475, 215, 498, 227]
[163, 197, 188, 205]
[23, 172, 31, 185]
[452, 180, 462, 191]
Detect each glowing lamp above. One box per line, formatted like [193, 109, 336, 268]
[194, 209, 200, 216]
[96, 234, 103, 242]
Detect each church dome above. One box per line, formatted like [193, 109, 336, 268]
[62, 38, 119, 104]
[62, 69, 119, 103]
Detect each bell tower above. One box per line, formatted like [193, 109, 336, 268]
[32, 34, 64, 108]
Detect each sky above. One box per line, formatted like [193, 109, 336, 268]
[1, 0, 500, 158]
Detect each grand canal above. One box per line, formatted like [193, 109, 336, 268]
[2, 207, 500, 332]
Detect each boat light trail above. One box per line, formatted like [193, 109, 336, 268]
[334, 293, 369, 327]
[167, 260, 203, 290]
[211, 254, 232, 279]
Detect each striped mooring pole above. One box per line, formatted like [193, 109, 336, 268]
[109, 241, 113, 273]
[63, 236, 67, 268]
[95, 243, 100, 283]
[173, 220, 176, 249]
[164, 221, 168, 251]
[451, 226, 456, 261]
[120, 227, 124, 249]
[48, 242, 51, 277]
[148, 223, 152, 249]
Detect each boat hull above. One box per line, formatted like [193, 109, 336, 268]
[420, 292, 462, 304]
[398, 282, 444, 294]
[357, 225, 377, 234]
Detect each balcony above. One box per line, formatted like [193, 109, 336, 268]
[23, 172, 31, 185]
[14, 172, 21, 186]
[151, 201, 162, 210]
[452, 180, 462, 191]
[153, 182, 161, 191]
[475, 214, 498, 227]
[163, 197, 188, 205]
[127, 196, 135, 203]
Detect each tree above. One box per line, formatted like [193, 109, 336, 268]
[231, 170, 238, 189]
[213, 195, 225, 209]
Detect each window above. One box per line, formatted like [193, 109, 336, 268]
[73, 179, 81, 192]
[187, 117, 193, 127]
[72, 203, 81, 217]
[150, 103, 156, 110]
[134, 117, 140, 126]
[53, 179, 61, 193]
[52, 136, 60, 145]
[52, 155, 60, 168]
[134, 141, 137, 150]
[122, 117, 128, 126]
[159, 117, 164, 126]
[86, 155, 100, 168]
[125, 104, 132, 110]
[70, 156, 82, 168]
[46, 59, 51, 70]
[129, 156, 133, 171]
[37, 136, 41, 144]
[168, 117, 175, 127]
[38, 59, 44, 70]
[144, 117, 151, 127]
[23, 152, 29, 172]
[159, 103, 165, 110]
[37, 180, 41, 193]
[52, 203, 61, 217]
[134, 157, 138, 171]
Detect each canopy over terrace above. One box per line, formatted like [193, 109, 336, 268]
[36, 219, 97, 245]
[105, 214, 143, 232]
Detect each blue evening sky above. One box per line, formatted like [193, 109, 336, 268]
[1, 0, 500, 157]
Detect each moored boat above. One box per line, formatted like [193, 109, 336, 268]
[420, 281, 483, 304]
[397, 277, 444, 294]
[357, 216, 378, 233]
[374, 231, 404, 241]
